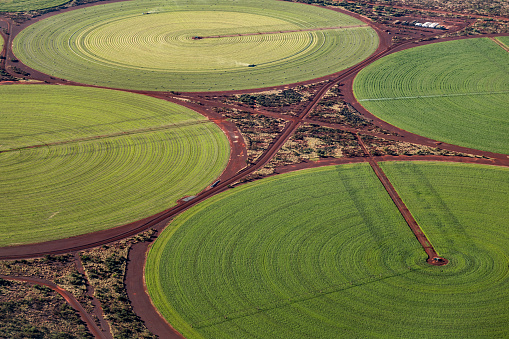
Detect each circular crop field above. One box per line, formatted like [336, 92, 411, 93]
[12, 0, 378, 91]
[0, 85, 229, 246]
[146, 162, 509, 338]
[354, 38, 509, 154]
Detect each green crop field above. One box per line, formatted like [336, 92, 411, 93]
[0, 0, 67, 12]
[0, 34, 3, 52]
[0, 85, 229, 246]
[12, 0, 378, 91]
[146, 162, 509, 338]
[354, 38, 509, 154]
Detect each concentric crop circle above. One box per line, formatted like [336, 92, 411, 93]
[0, 85, 229, 246]
[354, 38, 509, 154]
[12, 0, 378, 91]
[146, 163, 509, 338]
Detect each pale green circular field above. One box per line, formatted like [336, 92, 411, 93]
[0, 85, 229, 246]
[13, 0, 378, 91]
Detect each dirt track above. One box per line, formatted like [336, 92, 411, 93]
[356, 134, 448, 265]
[196, 24, 368, 39]
[1, 1, 508, 338]
[0, 274, 107, 338]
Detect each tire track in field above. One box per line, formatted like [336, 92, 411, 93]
[358, 90, 509, 102]
[490, 37, 509, 53]
[0, 119, 212, 153]
[194, 24, 368, 39]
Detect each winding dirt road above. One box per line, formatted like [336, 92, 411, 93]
[0, 274, 107, 339]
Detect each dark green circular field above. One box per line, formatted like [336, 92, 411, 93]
[0, 85, 229, 246]
[354, 38, 509, 154]
[146, 162, 509, 338]
[12, 0, 378, 91]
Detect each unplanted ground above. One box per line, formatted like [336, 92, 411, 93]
[0, 85, 229, 246]
[354, 38, 509, 154]
[12, 0, 378, 91]
[146, 162, 509, 338]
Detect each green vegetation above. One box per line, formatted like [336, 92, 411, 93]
[354, 38, 509, 154]
[0, 85, 229, 246]
[146, 162, 509, 338]
[13, 0, 378, 91]
[0, 0, 68, 12]
[238, 89, 303, 107]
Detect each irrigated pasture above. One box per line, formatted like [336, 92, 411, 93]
[146, 162, 509, 338]
[0, 0, 67, 12]
[354, 38, 509, 154]
[0, 85, 229, 246]
[12, 0, 378, 91]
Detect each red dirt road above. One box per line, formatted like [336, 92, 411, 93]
[125, 237, 184, 339]
[356, 135, 448, 265]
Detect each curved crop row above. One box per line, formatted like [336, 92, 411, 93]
[0, 85, 230, 246]
[0, 85, 207, 151]
[354, 38, 509, 154]
[146, 162, 509, 338]
[13, 0, 378, 91]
